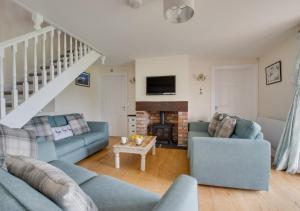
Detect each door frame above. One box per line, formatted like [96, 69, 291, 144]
[210, 64, 258, 119]
[99, 72, 128, 136]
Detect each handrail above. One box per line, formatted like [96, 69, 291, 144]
[0, 26, 55, 49]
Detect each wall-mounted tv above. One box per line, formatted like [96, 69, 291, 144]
[146, 75, 176, 95]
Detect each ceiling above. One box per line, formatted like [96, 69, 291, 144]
[17, 0, 300, 65]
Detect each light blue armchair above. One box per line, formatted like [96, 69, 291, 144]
[188, 120, 271, 191]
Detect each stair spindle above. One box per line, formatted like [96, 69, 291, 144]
[75, 39, 78, 63]
[50, 29, 55, 80]
[12, 44, 18, 109]
[57, 30, 62, 75]
[84, 44, 88, 56]
[33, 36, 39, 93]
[23, 40, 29, 100]
[69, 36, 73, 66]
[42, 32, 47, 86]
[0, 48, 6, 118]
[64, 32, 67, 71]
[79, 42, 83, 59]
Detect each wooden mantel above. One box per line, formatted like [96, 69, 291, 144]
[136, 101, 188, 112]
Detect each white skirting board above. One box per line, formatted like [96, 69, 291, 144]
[256, 117, 286, 157]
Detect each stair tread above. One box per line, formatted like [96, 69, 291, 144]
[4, 90, 34, 95]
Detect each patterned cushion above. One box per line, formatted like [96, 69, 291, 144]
[0, 124, 37, 169]
[23, 116, 53, 141]
[6, 156, 98, 211]
[208, 112, 224, 136]
[214, 116, 237, 138]
[65, 114, 90, 135]
[51, 125, 74, 141]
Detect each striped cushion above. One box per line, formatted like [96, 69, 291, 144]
[23, 116, 53, 141]
[208, 112, 224, 136]
[65, 114, 90, 135]
[0, 124, 37, 170]
[6, 156, 98, 211]
[214, 116, 237, 138]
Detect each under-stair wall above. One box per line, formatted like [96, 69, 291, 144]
[0, 26, 103, 128]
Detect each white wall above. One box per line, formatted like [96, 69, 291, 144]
[258, 28, 299, 121]
[135, 56, 189, 102]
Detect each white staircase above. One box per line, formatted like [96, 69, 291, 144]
[0, 26, 102, 128]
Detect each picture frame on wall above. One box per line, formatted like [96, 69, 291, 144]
[75, 72, 90, 87]
[265, 61, 282, 85]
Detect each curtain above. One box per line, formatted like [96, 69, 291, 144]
[273, 33, 300, 173]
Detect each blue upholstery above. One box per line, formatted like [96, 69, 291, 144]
[37, 138, 57, 162]
[0, 169, 62, 211]
[188, 120, 270, 190]
[58, 147, 87, 164]
[153, 175, 198, 211]
[55, 136, 85, 157]
[48, 116, 56, 127]
[234, 118, 261, 139]
[80, 175, 160, 211]
[49, 160, 97, 185]
[83, 131, 107, 145]
[53, 115, 68, 127]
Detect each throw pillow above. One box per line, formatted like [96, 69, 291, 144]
[208, 112, 224, 136]
[0, 124, 37, 169]
[214, 116, 237, 138]
[23, 116, 54, 141]
[6, 156, 98, 211]
[51, 125, 74, 141]
[65, 113, 90, 135]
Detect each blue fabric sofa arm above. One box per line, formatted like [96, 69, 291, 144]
[190, 137, 271, 190]
[153, 175, 198, 211]
[87, 121, 108, 135]
[189, 122, 209, 132]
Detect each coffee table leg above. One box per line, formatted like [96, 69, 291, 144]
[141, 154, 146, 171]
[115, 153, 120, 169]
[152, 145, 156, 155]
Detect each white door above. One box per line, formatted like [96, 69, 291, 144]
[100, 74, 127, 136]
[212, 65, 258, 120]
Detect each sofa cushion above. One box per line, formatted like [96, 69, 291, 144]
[66, 113, 90, 135]
[0, 168, 62, 211]
[53, 115, 68, 127]
[23, 116, 54, 141]
[37, 138, 57, 162]
[214, 116, 237, 138]
[52, 125, 74, 141]
[80, 175, 160, 211]
[234, 118, 261, 139]
[208, 112, 224, 136]
[55, 135, 85, 157]
[82, 131, 107, 145]
[188, 131, 211, 138]
[49, 160, 97, 185]
[6, 156, 98, 211]
[48, 116, 56, 127]
[0, 124, 37, 169]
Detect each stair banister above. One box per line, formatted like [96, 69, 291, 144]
[42, 32, 47, 86]
[75, 39, 78, 63]
[23, 40, 29, 100]
[0, 48, 5, 118]
[33, 35, 39, 93]
[57, 30, 62, 75]
[12, 44, 18, 110]
[64, 32, 67, 71]
[50, 29, 55, 80]
[70, 37, 73, 66]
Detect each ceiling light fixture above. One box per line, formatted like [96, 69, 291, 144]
[164, 0, 195, 23]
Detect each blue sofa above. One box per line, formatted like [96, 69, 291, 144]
[0, 132, 199, 211]
[188, 118, 271, 191]
[38, 114, 109, 164]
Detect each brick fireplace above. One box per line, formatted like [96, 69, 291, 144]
[136, 101, 188, 146]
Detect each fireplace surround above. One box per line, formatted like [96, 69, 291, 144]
[136, 101, 188, 146]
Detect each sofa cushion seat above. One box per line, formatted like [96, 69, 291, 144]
[188, 131, 211, 138]
[82, 131, 107, 145]
[49, 160, 97, 185]
[55, 136, 85, 157]
[80, 175, 160, 211]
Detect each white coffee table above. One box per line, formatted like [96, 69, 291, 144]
[113, 136, 157, 171]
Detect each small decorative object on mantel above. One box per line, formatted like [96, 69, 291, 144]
[75, 72, 90, 87]
[194, 73, 207, 81]
[129, 77, 135, 84]
[265, 61, 282, 85]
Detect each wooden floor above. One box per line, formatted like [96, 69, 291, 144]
[79, 137, 300, 211]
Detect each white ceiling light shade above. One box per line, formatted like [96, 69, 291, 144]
[164, 0, 195, 23]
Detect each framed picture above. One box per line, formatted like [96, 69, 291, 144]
[265, 61, 282, 85]
[75, 72, 90, 87]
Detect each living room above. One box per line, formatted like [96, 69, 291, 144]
[1, 0, 300, 210]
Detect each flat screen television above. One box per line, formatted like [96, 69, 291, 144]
[146, 75, 176, 95]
